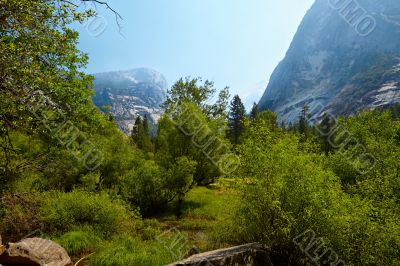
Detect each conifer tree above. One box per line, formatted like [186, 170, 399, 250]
[132, 116, 153, 152]
[298, 105, 311, 136]
[228, 95, 246, 144]
[318, 113, 335, 155]
[143, 115, 149, 135]
[250, 102, 260, 120]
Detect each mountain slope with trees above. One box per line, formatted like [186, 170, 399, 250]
[259, 0, 400, 122]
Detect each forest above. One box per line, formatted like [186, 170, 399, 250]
[1, 1, 400, 265]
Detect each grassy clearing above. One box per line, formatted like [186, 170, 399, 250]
[51, 182, 240, 265]
[156, 181, 240, 252]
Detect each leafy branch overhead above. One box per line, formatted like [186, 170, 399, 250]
[60, 0, 123, 29]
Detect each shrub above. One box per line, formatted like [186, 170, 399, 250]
[55, 226, 102, 257]
[121, 156, 196, 217]
[41, 190, 139, 238]
[0, 192, 46, 242]
[226, 117, 400, 265]
[121, 160, 166, 216]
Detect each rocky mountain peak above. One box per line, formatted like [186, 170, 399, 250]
[92, 68, 167, 134]
[259, 0, 400, 122]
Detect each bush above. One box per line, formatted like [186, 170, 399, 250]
[41, 190, 140, 238]
[121, 160, 167, 216]
[0, 192, 46, 242]
[55, 226, 102, 257]
[225, 117, 400, 265]
[120, 156, 196, 217]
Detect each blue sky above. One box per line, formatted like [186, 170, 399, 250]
[76, 0, 314, 108]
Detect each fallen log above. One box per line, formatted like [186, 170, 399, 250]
[167, 243, 272, 266]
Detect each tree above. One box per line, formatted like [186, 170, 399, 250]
[132, 116, 152, 152]
[250, 102, 260, 120]
[131, 117, 143, 143]
[162, 77, 230, 121]
[298, 105, 311, 137]
[143, 115, 149, 135]
[211, 87, 231, 118]
[156, 101, 229, 185]
[0, 0, 99, 185]
[280, 120, 286, 131]
[258, 110, 278, 130]
[161, 77, 216, 114]
[318, 113, 334, 155]
[228, 95, 246, 145]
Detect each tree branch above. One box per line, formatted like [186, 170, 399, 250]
[61, 0, 124, 33]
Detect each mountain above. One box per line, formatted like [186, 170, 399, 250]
[259, 0, 400, 122]
[92, 68, 167, 134]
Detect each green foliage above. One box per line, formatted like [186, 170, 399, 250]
[0, 0, 95, 179]
[298, 104, 311, 137]
[41, 190, 139, 238]
[156, 102, 228, 185]
[162, 77, 216, 114]
[89, 235, 184, 266]
[132, 116, 153, 152]
[120, 155, 197, 217]
[317, 113, 335, 155]
[162, 77, 230, 119]
[121, 159, 166, 215]
[328, 110, 400, 196]
[223, 110, 400, 265]
[228, 95, 246, 144]
[56, 227, 102, 257]
[255, 110, 278, 130]
[250, 102, 260, 120]
[0, 192, 46, 242]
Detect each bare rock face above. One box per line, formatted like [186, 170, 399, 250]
[259, 0, 400, 122]
[167, 243, 271, 266]
[0, 238, 72, 266]
[92, 68, 167, 134]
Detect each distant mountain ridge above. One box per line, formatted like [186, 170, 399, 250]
[259, 0, 400, 122]
[92, 68, 167, 134]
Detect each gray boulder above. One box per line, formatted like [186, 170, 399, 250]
[0, 238, 72, 266]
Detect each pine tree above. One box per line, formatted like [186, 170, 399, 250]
[228, 95, 246, 144]
[131, 116, 143, 144]
[318, 113, 334, 155]
[143, 115, 149, 135]
[298, 105, 311, 136]
[250, 102, 260, 120]
[132, 116, 153, 152]
[280, 120, 286, 131]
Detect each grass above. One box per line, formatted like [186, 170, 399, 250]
[156, 182, 240, 252]
[53, 181, 240, 265]
[55, 227, 102, 259]
[88, 236, 182, 266]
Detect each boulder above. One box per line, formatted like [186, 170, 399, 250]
[0, 238, 72, 266]
[0, 236, 5, 256]
[167, 243, 272, 266]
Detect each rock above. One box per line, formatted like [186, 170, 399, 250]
[0, 238, 72, 266]
[0, 236, 5, 256]
[167, 243, 272, 266]
[258, 0, 400, 122]
[92, 68, 167, 134]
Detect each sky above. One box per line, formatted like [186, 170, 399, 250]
[75, 0, 315, 109]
